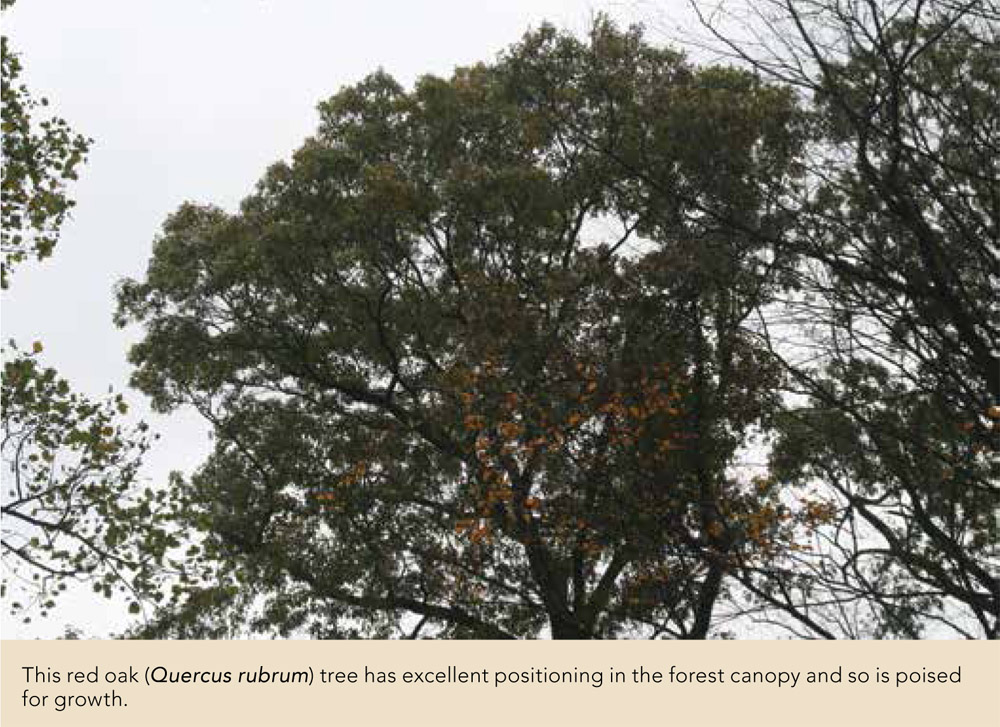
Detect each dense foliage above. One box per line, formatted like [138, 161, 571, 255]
[7, 0, 992, 639]
[117, 21, 831, 638]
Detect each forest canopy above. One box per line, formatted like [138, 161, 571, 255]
[112, 5, 999, 639]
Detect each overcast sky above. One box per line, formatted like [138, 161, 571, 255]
[2, 0, 704, 638]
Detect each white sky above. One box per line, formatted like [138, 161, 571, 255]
[1, 0, 703, 638]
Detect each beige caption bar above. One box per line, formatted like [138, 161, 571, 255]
[3, 640, 998, 726]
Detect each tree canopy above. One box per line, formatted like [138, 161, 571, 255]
[117, 20, 833, 639]
[116, 3, 998, 639]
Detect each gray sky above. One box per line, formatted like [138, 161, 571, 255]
[2, 0, 701, 638]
